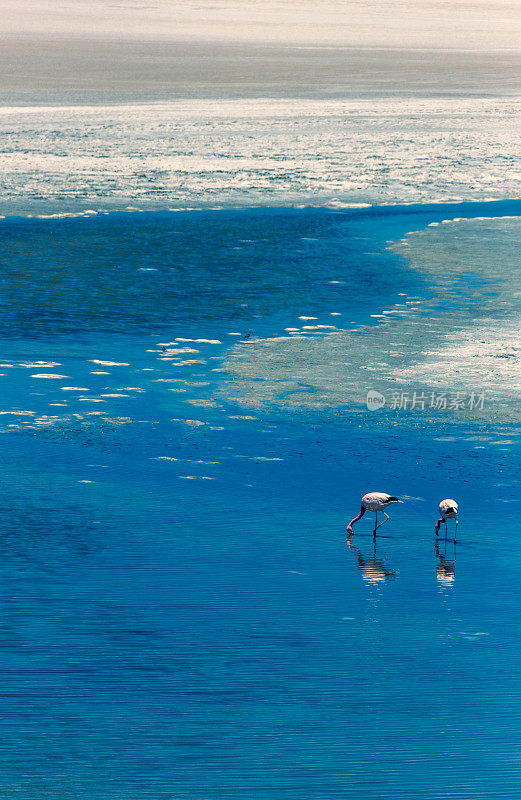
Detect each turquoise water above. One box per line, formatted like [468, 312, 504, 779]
[1, 202, 521, 798]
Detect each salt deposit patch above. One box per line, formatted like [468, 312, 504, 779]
[21, 362, 62, 368]
[172, 338, 222, 345]
[171, 418, 207, 427]
[0, 410, 35, 416]
[31, 373, 68, 379]
[89, 360, 129, 366]
[185, 399, 219, 407]
[2, 97, 521, 214]
[179, 476, 215, 480]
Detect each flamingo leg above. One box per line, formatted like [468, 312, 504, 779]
[374, 511, 390, 531]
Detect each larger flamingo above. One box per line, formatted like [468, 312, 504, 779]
[347, 492, 403, 537]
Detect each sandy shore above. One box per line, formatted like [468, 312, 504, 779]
[3, 38, 521, 104]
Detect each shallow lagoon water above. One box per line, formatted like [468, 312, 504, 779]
[1, 202, 521, 798]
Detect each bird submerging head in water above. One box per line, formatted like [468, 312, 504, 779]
[346, 492, 403, 537]
[435, 499, 459, 538]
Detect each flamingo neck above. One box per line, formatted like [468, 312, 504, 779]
[435, 517, 444, 533]
[348, 504, 366, 528]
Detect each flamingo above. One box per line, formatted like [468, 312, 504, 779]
[435, 499, 458, 538]
[346, 492, 403, 537]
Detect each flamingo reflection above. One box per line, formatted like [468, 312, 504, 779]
[434, 537, 456, 586]
[347, 533, 396, 584]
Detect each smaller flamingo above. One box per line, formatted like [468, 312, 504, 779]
[435, 499, 459, 538]
[347, 492, 403, 537]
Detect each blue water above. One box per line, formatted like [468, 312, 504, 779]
[1, 202, 521, 798]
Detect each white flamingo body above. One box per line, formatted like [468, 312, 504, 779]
[435, 498, 459, 537]
[361, 492, 400, 513]
[347, 491, 402, 536]
[439, 498, 458, 519]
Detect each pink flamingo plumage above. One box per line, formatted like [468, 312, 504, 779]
[435, 499, 459, 538]
[347, 492, 403, 538]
